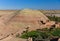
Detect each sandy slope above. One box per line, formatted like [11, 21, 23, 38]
[0, 9, 49, 41]
[0, 36, 27, 41]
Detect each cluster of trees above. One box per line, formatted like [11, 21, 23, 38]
[47, 15, 60, 22]
[15, 28, 60, 41]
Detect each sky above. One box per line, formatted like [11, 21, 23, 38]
[0, 0, 60, 10]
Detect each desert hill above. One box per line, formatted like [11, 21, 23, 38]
[0, 9, 58, 41]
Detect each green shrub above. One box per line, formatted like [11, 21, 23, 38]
[20, 28, 60, 39]
[20, 31, 40, 39]
[20, 30, 50, 39]
[51, 28, 60, 37]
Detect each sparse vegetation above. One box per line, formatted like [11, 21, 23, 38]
[47, 15, 60, 22]
[51, 28, 60, 37]
[0, 10, 60, 41]
[20, 28, 60, 41]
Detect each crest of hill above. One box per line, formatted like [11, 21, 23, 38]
[21, 9, 42, 14]
[19, 9, 49, 21]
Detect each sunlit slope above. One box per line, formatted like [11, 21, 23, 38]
[7, 9, 49, 31]
[0, 9, 49, 41]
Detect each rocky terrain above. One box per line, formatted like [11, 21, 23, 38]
[0, 9, 60, 41]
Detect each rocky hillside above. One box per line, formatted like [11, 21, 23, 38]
[0, 9, 49, 41]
